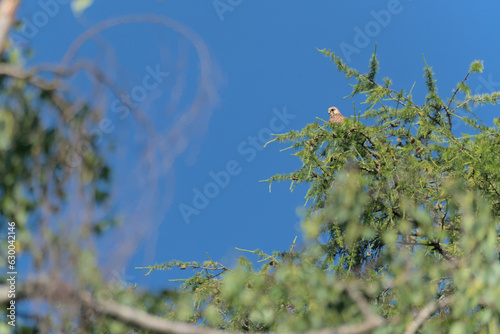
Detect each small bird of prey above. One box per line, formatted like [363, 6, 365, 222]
[328, 106, 345, 123]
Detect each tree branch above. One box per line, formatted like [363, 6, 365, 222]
[0, 0, 21, 54]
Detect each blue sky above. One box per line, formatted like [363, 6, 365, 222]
[15, 1, 500, 289]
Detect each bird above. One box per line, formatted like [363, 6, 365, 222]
[328, 106, 345, 123]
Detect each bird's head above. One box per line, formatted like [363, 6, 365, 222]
[328, 106, 340, 116]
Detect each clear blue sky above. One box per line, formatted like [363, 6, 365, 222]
[16, 1, 500, 289]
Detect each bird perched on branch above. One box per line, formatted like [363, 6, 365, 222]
[328, 106, 345, 123]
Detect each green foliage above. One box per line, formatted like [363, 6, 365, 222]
[150, 181, 500, 332]
[265, 49, 500, 272]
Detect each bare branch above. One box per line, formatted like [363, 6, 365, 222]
[0, 279, 389, 334]
[0, 0, 21, 54]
